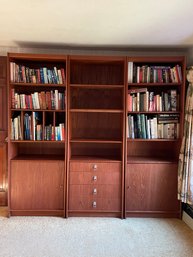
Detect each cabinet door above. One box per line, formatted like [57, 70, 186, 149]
[126, 163, 180, 216]
[10, 160, 64, 210]
[0, 56, 7, 206]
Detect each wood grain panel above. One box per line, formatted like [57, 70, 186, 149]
[70, 87, 123, 110]
[70, 161, 121, 172]
[69, 196, 120, 211]
[71, 112, 123, 140]
[0, 56, 7, 133]
[126, 163, 180, 213]
[10, 160, 64, 210]
[70, 171, 120, 185]
[0, 56, 7, 206]
[69, 184, 120, 198]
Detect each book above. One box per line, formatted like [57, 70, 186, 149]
[128, 62, 133, 83]
[170, 89, 177, 111]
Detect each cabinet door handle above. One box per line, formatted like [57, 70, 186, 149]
[93, 175, 97, 181]
[93, 164, 97, 170]
[93, 188, 97, 194]
[92, 201, 97, 208]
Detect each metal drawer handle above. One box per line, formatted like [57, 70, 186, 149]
[92, 201, 97, 208]
[93, 164, 97, 170]
[93, 175, 97, 181]
[93, 188, 97, 194]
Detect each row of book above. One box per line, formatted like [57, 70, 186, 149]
[128, 62, 182, 83]
[127, 88, 178, 112]
[11, 113, 65, 141]
[11, 89, 66, 110]
[127, 114, 180, 139]
[10, 62, 66, 84]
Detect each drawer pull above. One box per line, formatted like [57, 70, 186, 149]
[93, 164, 97, 170]
[92, 201, 97, 208]
[93, 188, 97, 194]
[93, 175, 97, 181]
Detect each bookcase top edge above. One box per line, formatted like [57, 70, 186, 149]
[7, 53, 67, 61]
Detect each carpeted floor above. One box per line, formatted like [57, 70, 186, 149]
[0, 209, 193, 257]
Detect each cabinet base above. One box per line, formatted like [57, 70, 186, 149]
[68, 211, 122, 218]
[9, 210, 65, 217]
[126, 211, 181, 218]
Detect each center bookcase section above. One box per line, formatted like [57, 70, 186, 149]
[67, 56, 126, 217]
[68, 56, 125, 161]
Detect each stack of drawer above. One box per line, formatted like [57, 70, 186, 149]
[69, 161, 121, 212]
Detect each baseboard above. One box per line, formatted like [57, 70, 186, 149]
[182, 211, 193, 231]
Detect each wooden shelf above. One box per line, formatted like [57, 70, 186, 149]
[127, 138, 180, 142]
[11, 154, 65, 160]
[70, 139, 122, 144]
[70, 84, 124, 88]
[11, 109, 66, 112]
[127, 111, 180, 114]
[10, 140, 65, 143]
[70, 109, 123, 113]
[70, 155, 122, 162]
[10, 82, 66, 87]
[127, 155, 177, 163]
[128, 82, 182, 87]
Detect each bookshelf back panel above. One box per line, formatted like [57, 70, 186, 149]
[70, 143, 122, 160]
[15, 142, 65, 156]
[70, 87, 124, 110]
[70, 112, 123, 140]
[70, 62, 124, 85]
[127, 141, 180, 160]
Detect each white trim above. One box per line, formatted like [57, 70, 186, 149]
[182, 211, 193, 231]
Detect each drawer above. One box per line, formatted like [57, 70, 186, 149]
[70, 161, 121, 172]
[69, 170, 121, 185]
[69, 196, 121, 211]
[69, 184, 121, 198]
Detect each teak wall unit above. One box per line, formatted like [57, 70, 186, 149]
[7, 53, 185, 218]
[126, 56, 185, 218]
[8, 53, 67, 216]
[67, 56, 126, 218]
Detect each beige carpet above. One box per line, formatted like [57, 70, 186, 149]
[0, 209, 193, 257]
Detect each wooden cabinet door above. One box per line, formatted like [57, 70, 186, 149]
[10, 160, 64, 211]
[0, 56, 7, 206]
[126, 163, 181, 217]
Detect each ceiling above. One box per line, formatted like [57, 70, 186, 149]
[0, 0, 193, 50]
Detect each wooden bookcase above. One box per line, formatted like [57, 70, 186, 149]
[125, 56, 186, 218]
[7, 53, 185, 218]
[67, 56, 126, 218]
[7, 53, 67, 216]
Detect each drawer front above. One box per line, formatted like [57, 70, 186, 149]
[69, 161, 121, 212]
[70, 161, 121, 172]
[69, 184, 121, 198]
[70, 170, 121, 185]
[69, 196, 121, 211]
